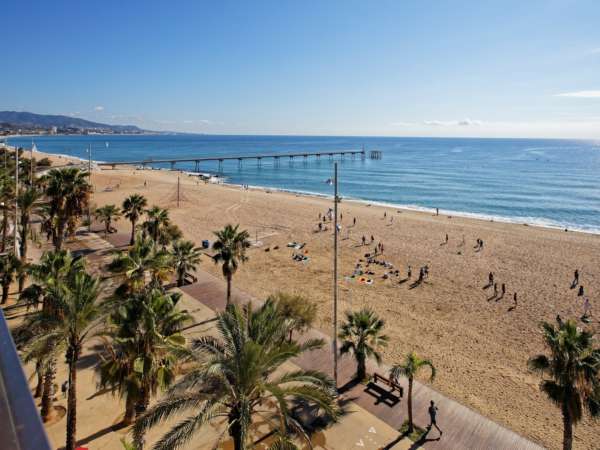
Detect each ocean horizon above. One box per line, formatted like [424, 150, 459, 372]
[8, 134, 600, 234]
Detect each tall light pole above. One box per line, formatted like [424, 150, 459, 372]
[14, 148, 19, 256]
[333, 162, 339, 389]
[87, 145, 92, 232]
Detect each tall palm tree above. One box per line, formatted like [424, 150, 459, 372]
[122, 194, 147, 245]
[23, 270, 102, 450]
[170, 239, 202, 287]
[133, 300, 339, 450]
[108, 233, 173, 293]
[16, 250, 86, 421]
[270, 291, 317, 342]
[0, 171, 15, 253]
[143, 206, 170, 244]
[212, 224, 250, 306]
[390, 352, 436, 434]
[43, 168, 91, 250]
[528, 319, 600, 450]
[339, 308, 388, 381]
[0, 254, 20, 304]
[98, 289, 190, 424]
[17, 185, 44, 291]
[94, 204, 121, 236]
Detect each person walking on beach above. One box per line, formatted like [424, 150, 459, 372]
[488, 272, 494, 286]
[501, 283, 506, 298]
[407, 265, 412, 279]
[445, 233, 448, 244]
[583, 297, 591, 319]
[573, 269, 579, 287]
[340, 213, 343, 222]
[493, 283, 498, 297]
[362, 235, 366, 245]
[428, 400, 442, 436]
[353, 217, 356, 226]
[371, 235, 375, 244]
[384, 211, 387, 219]
[578, 285, 584, 297]
[513, 292, 518, 307]
[436, 208, 439, 216]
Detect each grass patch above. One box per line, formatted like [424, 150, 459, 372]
[399, 420, 427, 442]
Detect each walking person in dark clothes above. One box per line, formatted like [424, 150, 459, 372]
[488, 272, 494, 286]
[407, 265, 412, 279]
[428, 400, 442, 435]
[353, 217, 356, 226]
[573, 269, 579, 287]
[493, 283, 498, 297]
[578, 285, 584, 297]
[501, 283, 506, 297]
[513, 292, 518, 307]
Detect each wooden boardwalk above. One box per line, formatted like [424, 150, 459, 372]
[180, 270, 546, 450]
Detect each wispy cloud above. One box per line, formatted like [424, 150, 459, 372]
[555, 90, 600, 98]
[94, 105, 105, 111]
[392, 119, 483, 127]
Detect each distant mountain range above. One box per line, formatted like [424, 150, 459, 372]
[0, 111, 147, 133]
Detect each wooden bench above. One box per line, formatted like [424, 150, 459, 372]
[373, 372, 403, 397]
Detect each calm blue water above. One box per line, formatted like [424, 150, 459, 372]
[8, 135, 600, 233]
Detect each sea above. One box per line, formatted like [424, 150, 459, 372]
[7, 134, 600, 234]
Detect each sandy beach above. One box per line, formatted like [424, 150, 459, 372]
[25, 150, 600, 449]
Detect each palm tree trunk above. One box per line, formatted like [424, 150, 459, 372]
[562, 405, 573, 450]
[226, 274, 232, 306]
[407, 377, 414, 433]
[41, 359, 56, 422]
[2, 279, 10, 304]
[55, 220, 65, 251]
[34, 360, 43, 398]
[18, 217, 29, 292]
[229, 410, 245, 450]
[123, 394, 136, 426]
[66, 351, 78, 450]
[135, 386, 151, 417]
[1, 207, 7, 253]
[357, 354, 366, 381]
[130, 219, 136, 245]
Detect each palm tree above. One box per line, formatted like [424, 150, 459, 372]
[528, 318, 600, 450]
[122, 194, 148, 245]
[108, 233, 173, 293]
[95, 204, 121, 236]
[98, 288, 190, 424]
[23, 270, 102, 450]
[339, 308, 388, 381]
[170, 240, 202, 287]
[16, 250, 86, 421]
[143, 206, 170, 244]
[270, 291, 317, 342]
[0, 171, 15, 253]
[0, 254, 20, 304]
[212, 224, 250, 306]
[43, 168, 91, 250]
[17, 185, 44, 291]
[133, 300, 339, 450]
[390, 352, 436, 434]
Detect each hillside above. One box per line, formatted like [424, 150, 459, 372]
[0, 111, 146, 133]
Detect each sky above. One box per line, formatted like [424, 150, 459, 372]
[2, 0, 600, 138]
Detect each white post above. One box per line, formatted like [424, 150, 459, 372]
[333, 162, 339, 389]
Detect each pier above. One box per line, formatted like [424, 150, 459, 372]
[97, 149, 370, 171]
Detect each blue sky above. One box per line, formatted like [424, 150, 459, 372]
[2, 0, 600, 138]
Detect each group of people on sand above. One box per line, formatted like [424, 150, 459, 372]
[485, 272, 517, 307]
[571, 269, 593, 322]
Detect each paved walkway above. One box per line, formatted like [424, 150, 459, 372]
[104, 232, 545, 450]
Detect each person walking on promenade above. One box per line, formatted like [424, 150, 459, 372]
[428, 400, 442, 436]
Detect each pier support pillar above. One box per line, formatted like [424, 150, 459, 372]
[218, 159, 223, 173]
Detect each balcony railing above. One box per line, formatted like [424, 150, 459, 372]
[0, 308, 52, 450]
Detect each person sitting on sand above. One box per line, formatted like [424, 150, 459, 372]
[578, 285, 584, 297]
